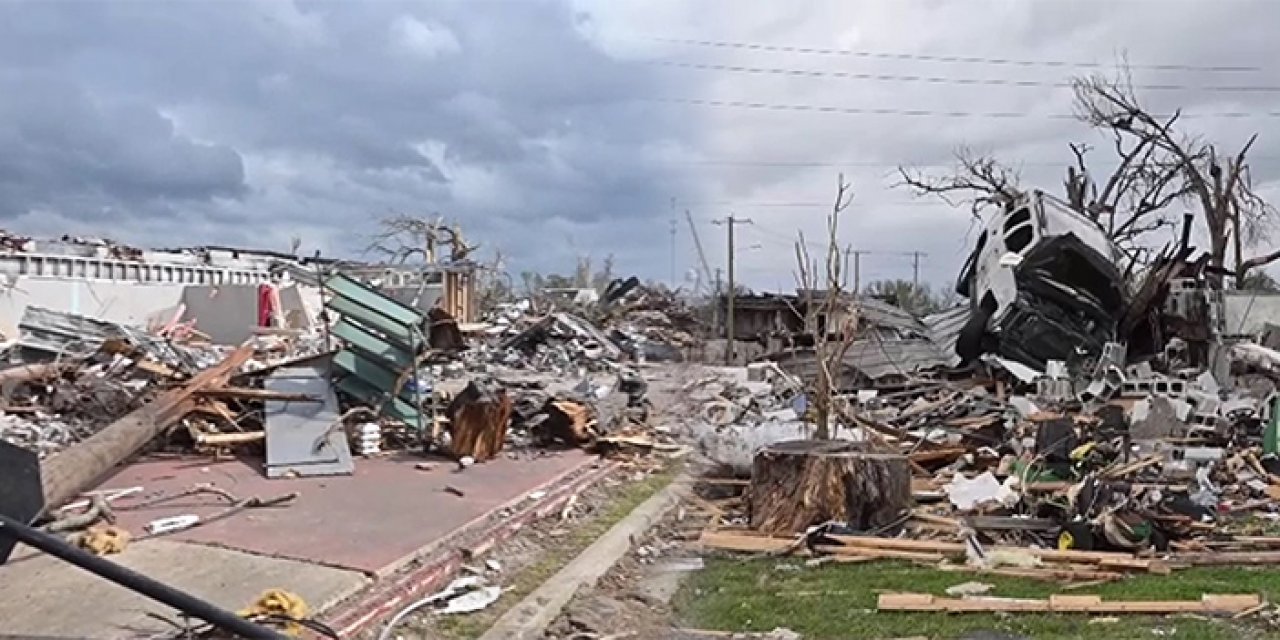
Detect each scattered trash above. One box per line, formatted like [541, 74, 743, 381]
[944, 581, 995, 597]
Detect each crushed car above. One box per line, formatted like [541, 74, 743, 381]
[954, 189, 1128, 370]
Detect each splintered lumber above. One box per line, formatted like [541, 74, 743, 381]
[1170, 551, 1280, 566]
[542, 399, 596, 445]
[811, 544, 945, 563]
[446, 379, 512, 462]
[194, 431, 266, 446]
[877, 593, 1261, 614]
[748, 439, 911, 535]
[908, 448, 968, 465]
[40, 345, 254, 513]
[823, 535, 1168, 573]
[194, 387, 320, 402]
[935, 563, 1125, 583]
[0, 362, 64, 385]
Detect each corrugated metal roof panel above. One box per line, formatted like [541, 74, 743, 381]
[323, 272, 426, 430]
[923, 305, 970, 367]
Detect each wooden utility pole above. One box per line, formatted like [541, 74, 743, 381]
[713, 215, 752, 364]
[40, 346, 254, 514]
[909, 251, 927, 289]
[848, 249, 870, 295]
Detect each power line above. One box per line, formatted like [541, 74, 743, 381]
[651, 37, 1263, 73]
[676, 157, 1280, 168]
[653, 60, 1280, 93]
[657, 97, 1280, 120]
[682, 200, 829, 207]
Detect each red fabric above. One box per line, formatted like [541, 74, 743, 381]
[257, 284, 276, 327]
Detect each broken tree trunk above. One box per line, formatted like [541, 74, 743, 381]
[39, 345, 254, 514]
[541, 399, 597, 446]
[0, 362, 64, 386]
[446, 380, 512, 461]
[748, 439, 911, 535]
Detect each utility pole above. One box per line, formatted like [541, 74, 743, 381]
[713, 214, 752, 364]
[909, 251, 927, 289]
[669, 219, 677, 288]
[847, 249, 871, 295]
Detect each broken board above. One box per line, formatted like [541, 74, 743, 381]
[877, 593, 1260, 614]
[264, 363, 354, 478]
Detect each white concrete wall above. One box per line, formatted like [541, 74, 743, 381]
[0, 277, 187, 338]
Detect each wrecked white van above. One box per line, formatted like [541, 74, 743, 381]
[954, 189, 1127, 369]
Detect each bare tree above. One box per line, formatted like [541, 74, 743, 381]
[366, 213, 481, 264]
[898, 146, 1023, 219]
[1071, 70, 1277, 285]
[474, 249, 513, 311]
[792, 174, 861, 440]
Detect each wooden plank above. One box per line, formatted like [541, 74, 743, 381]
[878, 593, 1261, 614]
[1101, 455, 1162, 479]
[195, 387, 320, 402]
[910, 511, 960, 530]
[827, 535, 1162, 571]
[1171, 551, 1280, 565]
[908, 448, 968, 464]
[699, 530, 795, 554]
[812, 545, 945, 563]
[194, 431, 265, 446]
[935, 563, 1124, 583]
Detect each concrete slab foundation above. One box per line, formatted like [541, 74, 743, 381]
[0, 540, 367, 638]
[101, 450, 591, 574]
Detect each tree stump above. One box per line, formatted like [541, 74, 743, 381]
[446, 380, 512, 461]
[748, 439, 911, 535]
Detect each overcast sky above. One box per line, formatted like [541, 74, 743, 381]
[1, 0, 1277, 293]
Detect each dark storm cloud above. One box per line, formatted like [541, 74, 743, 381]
[0, 0, 697, 273]
[0, 69, 247, 220]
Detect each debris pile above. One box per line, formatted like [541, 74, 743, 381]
[691, 190, 1280, 589]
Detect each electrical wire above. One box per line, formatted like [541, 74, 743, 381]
[653, 60, 1280, 93]
[651, 37, 1263, 73]
[377, 594, 441, 640]
[655, 97, 1280, 120]
[674, 156, 1280, 168]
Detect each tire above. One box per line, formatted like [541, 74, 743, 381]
[956, 305, 992, 364]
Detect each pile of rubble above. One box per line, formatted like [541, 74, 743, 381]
[690, 190, 1280, 593]
[0, 268, 695, 490]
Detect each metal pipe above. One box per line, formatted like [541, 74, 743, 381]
[0, 514, 288, 639]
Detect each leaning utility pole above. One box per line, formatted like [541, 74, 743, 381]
[713, 214, 752, 364]
[685, 210, 714, 295]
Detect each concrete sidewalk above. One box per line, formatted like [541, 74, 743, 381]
[0, 449, 595, 638]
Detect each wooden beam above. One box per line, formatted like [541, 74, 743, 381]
[194, 431, 265, 446]
[699, 530, 796, 554]
[811, 545, 945, 563]
[934, 563, 1125, 583]
[878, 593, 1260, 614]
[194, 387, 320, 402]
[0, 363, 63, 385]
[40, 345, 254, 513]
[825, 535, 1166, 571]
[1170, 551, 1280, 566]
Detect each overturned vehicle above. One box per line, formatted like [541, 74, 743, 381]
[955, 190, 1128, 369]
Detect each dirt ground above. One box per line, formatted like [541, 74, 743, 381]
[544, 478, 799, 640]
